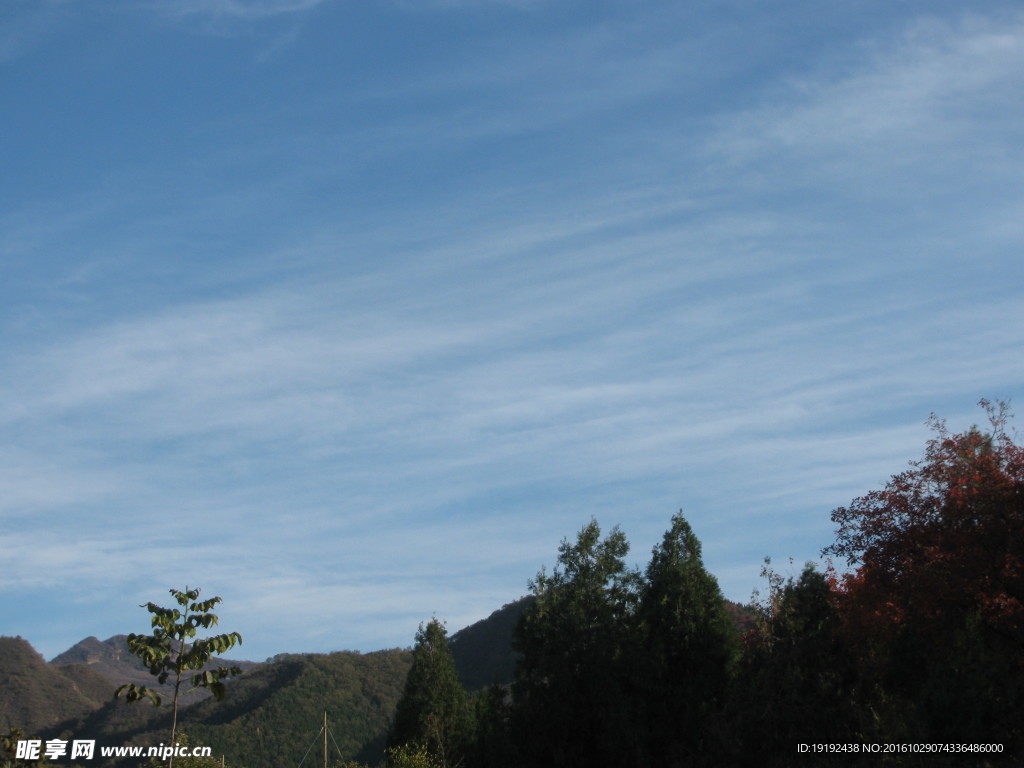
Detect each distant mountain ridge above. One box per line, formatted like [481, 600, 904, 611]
[45, 648, 413, 768]
[50, 634, 259, 691]
[3, 593, 755, 766]
[0, 597, 533, 765]
[0, 637, 114, 734]
[448, 596, 534, 692]
[51, 635, 134, 667]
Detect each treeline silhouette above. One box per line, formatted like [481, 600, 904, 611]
[385, 401, 1022, 767]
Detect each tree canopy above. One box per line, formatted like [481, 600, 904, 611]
[512, 518, 638, 768]
[389, 619, 471, 768]
[116, 587, 243, 768]
[638, 512, 739, 766]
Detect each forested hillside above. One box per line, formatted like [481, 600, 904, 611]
[447, 597, 533, 693]
[2, 602, 529, 767]
[38, 649, 411, 767]
[183, 650, 412, 766]
[51, 635, 259, 693]
[0, 637, 114, 734]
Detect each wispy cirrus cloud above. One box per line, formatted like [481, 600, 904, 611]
[708, 13, 1024, 185]
[3, 2, 1023, 660]
[148, 0, 330, 20]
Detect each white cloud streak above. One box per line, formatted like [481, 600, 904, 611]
[708, 13, 1024, 188]
[148, 0, 330, 20]
[2, 4, 1023, 659]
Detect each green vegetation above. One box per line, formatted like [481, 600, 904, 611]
[0, 637, 114, 734]
[1, 727, 39, 768]
[637, 511, 738, 766]
[115, 587, 243, 767]
[447, 599, 533, 693]
[384, 741, 444, 768]
[185, 650, 411, 767]
[95, 649, 410, 767]
[388, 620, 472, 768]
[735, 561, 858, 762]
[512, 519, 638, 768]
[502, 512, 739, 767]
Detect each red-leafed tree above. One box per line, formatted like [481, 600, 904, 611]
[824, 400, 1023, 747]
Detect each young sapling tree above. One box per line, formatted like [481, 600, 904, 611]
[116, 587, 243, 766]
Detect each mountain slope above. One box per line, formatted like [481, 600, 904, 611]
[13, 593, 758, 765]
[448, 597, 533, 692]
[0, 636, 114, 734]
[48, 649, 412, 768]
[51, 634, 259, 689]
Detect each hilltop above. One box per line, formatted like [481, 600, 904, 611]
[3, 594, 756, 765]
[0, 597, 535, 765]
[0, 636, 113, 734]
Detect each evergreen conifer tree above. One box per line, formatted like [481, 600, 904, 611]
[512, 519, 639, 768]
[638, 512, 739, 767]
[735, 563, 855, 766]
[389, 619, 472, 768]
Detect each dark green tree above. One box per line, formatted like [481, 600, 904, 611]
[115, 587, 243, 767]
[468, 685, 515, 768]
[389, 619, 472, 768]
[734, 563, 857, 766]
[638, 511, 739, 767]
[512, 519, 639, 768]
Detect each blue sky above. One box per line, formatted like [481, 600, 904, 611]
[2, 0, 1022, 662]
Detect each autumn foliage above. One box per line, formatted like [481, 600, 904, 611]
[823, 399, 1023, 752]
